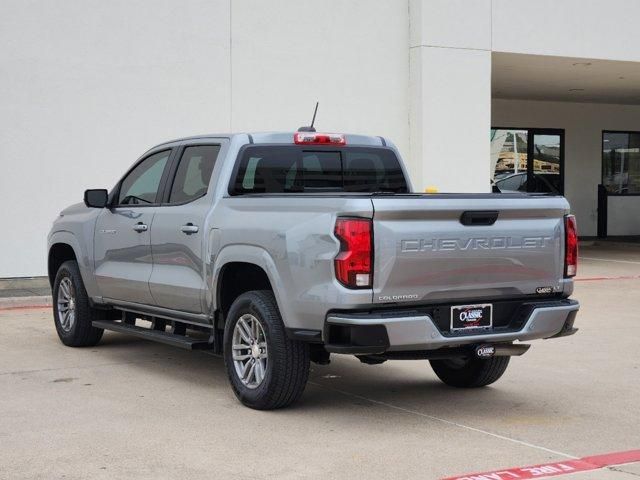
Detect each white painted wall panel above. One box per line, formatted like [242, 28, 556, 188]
[0, 0, 408, 277]
[0, 0, 231, 277]
[230, 0, 409, 166]
[410, 0, 491, 50]
[412, 46, 492, 192]
[4, 0, 640, 277]
[608, 197, 640, 236]
[492, 0, 640, 62]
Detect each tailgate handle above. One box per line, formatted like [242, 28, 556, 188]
[460, 211, 499, 226]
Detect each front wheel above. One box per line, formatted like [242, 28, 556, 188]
[429, 356, 510, 388]
[223, 290, 310, 410]
[52, 260, 104, 347]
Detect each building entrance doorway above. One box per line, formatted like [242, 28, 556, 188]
[491, 128, 565, 194]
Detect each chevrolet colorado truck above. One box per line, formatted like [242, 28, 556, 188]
[47, 131, 579, 410]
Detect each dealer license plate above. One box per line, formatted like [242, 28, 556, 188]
[450, 304, 492, 332]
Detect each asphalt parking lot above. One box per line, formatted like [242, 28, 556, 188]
[1, 243, 639, 480]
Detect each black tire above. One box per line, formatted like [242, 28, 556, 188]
[430, 356, 510, 388]
[52, 260, 104, 347]
[223, 290, 310, 410]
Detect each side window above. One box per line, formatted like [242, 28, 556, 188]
[118, 150, 171, 205]
[168, 145, 221, 204]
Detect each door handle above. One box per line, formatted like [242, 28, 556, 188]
[180, 223, 199, 235]
[460, 211, 499, 226]
[133, 222, 148, 232]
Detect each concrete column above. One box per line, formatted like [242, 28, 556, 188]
[409, 0, 492, 192]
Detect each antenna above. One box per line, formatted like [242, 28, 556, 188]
[309, 101, 318, 130]
[297, 102, 319, 132]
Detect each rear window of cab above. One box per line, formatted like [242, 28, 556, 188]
[230, 145, 408, 194]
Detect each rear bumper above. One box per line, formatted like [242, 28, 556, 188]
[324, 299, 579, 354]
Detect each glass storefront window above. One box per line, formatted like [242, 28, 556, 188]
[602, 132, 640, 194]
[491, 128, 563, 194]
[490, 129, 528, 183]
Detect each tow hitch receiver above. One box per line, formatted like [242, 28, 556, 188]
[476, 343, 530, 358]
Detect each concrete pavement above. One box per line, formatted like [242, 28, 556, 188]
[0, 246, 638, 479]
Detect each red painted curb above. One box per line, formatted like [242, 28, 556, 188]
[441, 449, 640, 480]
[0, 304, 52, 311]
[575, 275, 640, 282]
[582, 449, 640, 467]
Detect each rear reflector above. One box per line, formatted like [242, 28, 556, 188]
[564, 214, 578, 277]
[294, 132, 346, 145]
[334, 218, 372, 288]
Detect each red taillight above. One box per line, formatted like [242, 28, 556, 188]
[294, 132, 346, 145]
[334, 218, 372, 288]
[564, 214, 578, 277]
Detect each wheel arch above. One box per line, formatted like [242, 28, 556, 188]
[212, 245, 288, 325]
[217, 262, 272, 317]
[47, 230, 99, 298]
[48, 242, 78, 287]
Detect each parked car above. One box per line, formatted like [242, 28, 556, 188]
[494, 171, 562, 194]
[48, 131, 579, 409]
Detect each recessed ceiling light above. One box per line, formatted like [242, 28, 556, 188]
[568, 88, 585, 92]
[572, 62, 592, 67]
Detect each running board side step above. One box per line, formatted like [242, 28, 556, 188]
[92, 320, 214, 350]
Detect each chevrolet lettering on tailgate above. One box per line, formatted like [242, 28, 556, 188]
[401, 236, 554, 253]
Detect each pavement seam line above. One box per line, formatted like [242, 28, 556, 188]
[309, 381, 579, 460]
[608, 466, 640, 477]
[0, 360, 157, 376]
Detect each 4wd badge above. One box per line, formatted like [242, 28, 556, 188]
[536, 286, 553, 294]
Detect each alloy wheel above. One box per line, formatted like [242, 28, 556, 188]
[231, 314, 268, 389]
[57, 277, 76, 333]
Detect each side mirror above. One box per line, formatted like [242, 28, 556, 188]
[84, 189, 109, 208]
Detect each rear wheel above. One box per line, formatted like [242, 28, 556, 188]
[429, 356, 510, 388]
[53, 260, 104, 347]
[223, 290, 310, 410]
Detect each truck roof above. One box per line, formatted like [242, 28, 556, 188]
[152, 132, 389, 149]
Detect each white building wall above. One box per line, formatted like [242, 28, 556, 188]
[230, 0, 409, 158]
[409, 0, 492, 192]
[0, 0, 409, 277]
[4, 0, 640, 277]
[0, 0, 232, 277]
[492, 0, 640, 62]
[608, 197, 640, 236]
[492, 98, 640, 237]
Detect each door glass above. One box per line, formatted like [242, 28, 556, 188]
[530, 134, 562, 194]
[118, 150, 171, 205]
[602, 132, 640, 194]
[168, 145, 221, 204]
[490, 129, 528, 184]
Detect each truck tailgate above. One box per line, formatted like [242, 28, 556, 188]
[371, 195, 569, 304]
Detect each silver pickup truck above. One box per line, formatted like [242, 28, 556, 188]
[47, 131, 579, 409]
